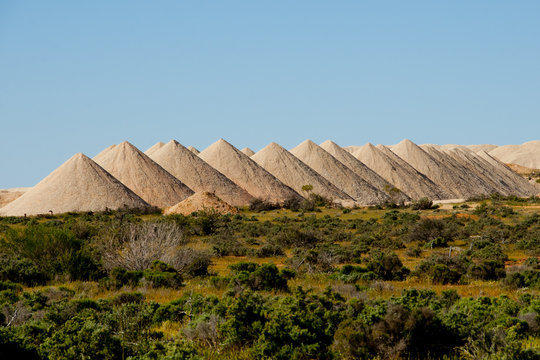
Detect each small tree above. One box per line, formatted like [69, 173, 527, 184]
[301, 184, 313, 196]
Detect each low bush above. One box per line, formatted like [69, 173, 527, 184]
[365, 250, 410, 281]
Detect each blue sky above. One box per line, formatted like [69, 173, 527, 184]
[1, 1, 539, 188]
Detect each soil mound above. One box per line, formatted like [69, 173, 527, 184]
[290, 140, 389, 205]
[392, 139, 487, 199]
[352, 144, 447, 200]
[241, 147, 255, 157]
[93, 141, 193, 207]
[144, 141, 165, 156]
[198, 139, 301, 203]
[419, 144, 498, 197]
[320, 140, 410, 203]
[252, 142, 352, 201]
[489, 140, 540, 169]
[0, 188, 30, 209]
[0, 153, 149, 216]
[187, 146, 200, 155]
[149, 140, 254, 206]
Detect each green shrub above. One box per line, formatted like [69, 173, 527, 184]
[256, 243, 285, 257]
[408, 218, 457, 246]
[504, 270, 540, 289]
[411, 197, 437, 210]
[0, 257, 47, 286]
[366, 250, 410, 281]
[431, 264, 462, 285]
[414, 254, 469, 285]
[468, 260, 506, 280]
[0, 224, 101, 282]
[227, 262, 290, 291]
[249, 198, 279, 212]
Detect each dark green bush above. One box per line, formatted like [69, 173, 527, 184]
[414, 254, 470, 284]
[249, 198, 279, 212]
[411, 197, 437, 210]
[256, 243, 285, 257]
[468, 260, 506, 280]
[0, 257, 47, 286]
[228, 262, 289, 292]
[366, 250, 410, 281]
[408, 218, 457, 246]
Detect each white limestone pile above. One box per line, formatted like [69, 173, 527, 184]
[0, 153, 149, 216]
[198, 139, 302, 203]
[149, 140, 254, 206]
[93, 141, 193, 208]
[251, 142, 353, 202]
[320, 140, 410, 203]
[352, 143, 448, 200]
[290, 140, 389, 205]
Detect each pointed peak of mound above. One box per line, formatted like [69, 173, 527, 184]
[199, 139, 301, 203]
[149, 140, 254, 206]
[392, 138, 422, 153]
[164, 192, 239, 216]
[145, 141, 165, 156]
[290, 140, 389, 205]
[187, 145, 200, 155]
[0, 153, 149, 216]
[320, 141, 409, 202]
[241, 147, 255, 157]
[252, 142, 352, 202]
[93, 141, 193, 207]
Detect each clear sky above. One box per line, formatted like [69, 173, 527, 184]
[1, 1, 539, 188]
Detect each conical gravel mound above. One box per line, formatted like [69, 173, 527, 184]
[0, 153, 149, 216]
[252, 142, 352, 202]
[144, 141, 165, 156]
[164, 192, 239, 216]
[187, 146, 200, 155]
[352, 143, 447, 200]
[290, 140, 389, 205]
[391, 139, 485, 199]
[441, 147, 511, 195]
[198, 139, 301, 203]
[241, 147, 255, 157]
[149, 140, 254, 206]
[320, 140, 410, 203]
[489, 140, 540, 169]
[419, 144, 498, 197]
[0, 188, 29, 209]
[476, 150, 538, 196]
[93, 141, 194, 207]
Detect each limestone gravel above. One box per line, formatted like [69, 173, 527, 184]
[320, 140, 410, 203]
[352, 143, 447, 200]
[149, 140, 254, 206]
[290, 140, 389, 205]
[94, 141, 193, 208]
[198, 139, 302, 203]
[251, 142, 353, 202]
[0, 153, 149, 216]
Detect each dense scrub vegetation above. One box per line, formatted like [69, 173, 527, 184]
[1, 197, 540, 359]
